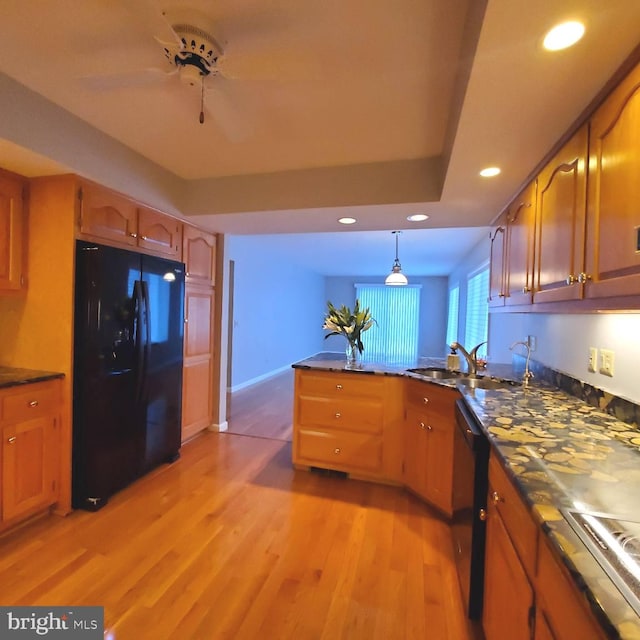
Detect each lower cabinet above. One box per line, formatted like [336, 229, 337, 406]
[483, 455, 536, 640]
[403, 379, 458, 516]
[0, 379, 61, 529]
[293, 369, 403, 482]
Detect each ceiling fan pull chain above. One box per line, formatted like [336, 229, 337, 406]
[199, 75, 205, 124]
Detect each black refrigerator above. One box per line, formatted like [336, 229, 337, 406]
[72, 240, 185, 511]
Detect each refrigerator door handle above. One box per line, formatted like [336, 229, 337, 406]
[141, 279, 151, 370]
[133, 280, 145, 400]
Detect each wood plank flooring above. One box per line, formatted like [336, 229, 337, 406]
[0, 372, 479, 640]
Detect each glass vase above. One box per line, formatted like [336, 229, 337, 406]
[345, 341, 359, 368]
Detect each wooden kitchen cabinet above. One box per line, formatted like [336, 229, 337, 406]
[488, 213, 507, 307]
[483, 454, 537, 640]
[403, 379, 458, 516]
[584, 60, 640, 300]
[78, 182, 183, 259]
[533, 124, 588, 304]
[505, 180, 537, 306]
[0, 169, 27, 291]
[535, 534, 607, 640]
[0, 379, 62, 528]
[137, 206, 182, 259]
[183, 224, 216, 285]
[293, 369, 403, 482]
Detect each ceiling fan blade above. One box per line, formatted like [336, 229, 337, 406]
[131, 0, 183, 47]
[204, 79, 253, 142]
[216, 49, 323, 83]
[79, 67, 178, 91]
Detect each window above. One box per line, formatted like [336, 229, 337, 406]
[355, 284, 421, 363]
[446, 285, 459, 347]
[464, 265, 489, 358]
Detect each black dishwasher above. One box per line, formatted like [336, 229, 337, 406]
[452, 397, 490, 619]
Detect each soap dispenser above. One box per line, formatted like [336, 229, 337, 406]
[447, 346, 460, 371]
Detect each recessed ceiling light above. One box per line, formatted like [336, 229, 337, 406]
[407, 213, 429, 222]
[543, 21, 585, 51]
[338, 217, 357, 225]
[480, 167, 501, 178]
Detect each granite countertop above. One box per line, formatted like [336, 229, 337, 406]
[294, 353, 640, 639]
[0, 366, 64, 389]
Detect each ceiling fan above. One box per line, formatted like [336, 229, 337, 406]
[79, 4, 255, 136]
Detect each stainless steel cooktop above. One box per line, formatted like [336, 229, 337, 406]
[562, 509, 640, 617]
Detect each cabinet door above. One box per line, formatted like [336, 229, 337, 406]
[488, 214, 507, 307]
[533, 125, 588, 304]
[424, 417, 454, 515]
[2, 416, 58, 522]
[403, 408, 430, 498]
[505, 181, 536, 306]
[585, 62, 640, 300]
[183, 225, 216, 285]
[79, 184, 138, 247]
[482, 493, 534, 640]
[0, 171, 25, 290]
[138, 207, 182, 259]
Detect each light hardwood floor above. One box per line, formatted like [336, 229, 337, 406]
[0, 372, 478, 640]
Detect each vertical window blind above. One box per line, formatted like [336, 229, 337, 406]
[355, 284, 421, 363]
[446, 285, 459, 347]
[464, 265, 489, 358]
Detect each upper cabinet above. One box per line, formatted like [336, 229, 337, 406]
[78, 182, 182, 259]
[584, 61, 640, 300]
[533, 125, 588, 304]
[505, 181, 537, 307]
[183, 225, 216, 285]
[0, 169, 27, 291]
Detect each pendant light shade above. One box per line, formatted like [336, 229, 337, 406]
[385, 230, 408, 286]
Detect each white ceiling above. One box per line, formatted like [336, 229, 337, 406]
[0, 0, 639, 275]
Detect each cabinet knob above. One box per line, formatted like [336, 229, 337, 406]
[491, 491, 502, 504]
[335, 412, 341, 419]
[28, 400, 39, 408]
[578, 272, 592, 283]
[334, 448, 341, 455]
[141, 235, 148, 241]
[419, 422, 426, 430]
[336, 384, 342, 390]
[498, 293, 505, 298]
[422, 397, 429, 404]
[129, 232, 138, 238]
[427, 424, 432, 431]
[479, 508, 487, 521]
[522, 286, 531, 293]
[566, 274, 577, 285]
[186, 272, 191, 277]
[7, 436, 16, 444]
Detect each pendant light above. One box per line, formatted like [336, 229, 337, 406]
[385, 230, 408, 286]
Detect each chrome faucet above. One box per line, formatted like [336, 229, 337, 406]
[510, 340, 534, 387]
[450, 341, 487, 376]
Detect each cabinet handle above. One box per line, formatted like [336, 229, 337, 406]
[566, 274, 577, 285]
[491, 491, 502, 504]
[141, 235, 148, 241]
[578, 272, 592, 283]
[422, 397, 429, 404]
[7, 436, 17, 444]
[28, 400, 39, 408]
[334, 448, 341, 455]
[427, 424, 432, 431]
[129, 232, 138, 238]
[479, 508, 487, 521]
[336, 384, 342, 390]
[419, 422, 426, 430]
[335, 412, 341, 419]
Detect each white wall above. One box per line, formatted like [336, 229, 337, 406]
[226, 236, 325, 390]
[450, 233, 640, 404]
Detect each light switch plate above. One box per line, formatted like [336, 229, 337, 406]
[588, 347, 597, 373]
[599, 349, 614, 377]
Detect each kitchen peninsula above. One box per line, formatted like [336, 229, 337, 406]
[292, 353, 640, 640]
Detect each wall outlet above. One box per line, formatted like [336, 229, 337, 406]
[599, 349, 615, 377]
[588, 347, 597, 373]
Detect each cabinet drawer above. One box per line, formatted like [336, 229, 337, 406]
[536, 535, 606, 640]
[297, 370, 385, 400]
[296, 429, 383, 473]
[1, 383, 58, 423]
[489, 454, 538, 579]
[405, 379, 459, 416]
[297, 396, 383, 434]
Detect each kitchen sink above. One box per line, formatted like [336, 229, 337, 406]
[457, 377, 516, 390]
[407, 367, 464, 379]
